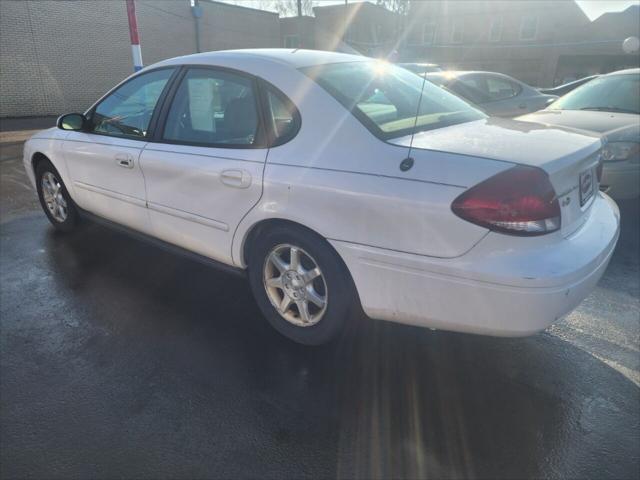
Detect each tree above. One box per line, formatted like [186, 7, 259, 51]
[225, 0, 312, 17]
[268, 0, 313, 17]
[376, 0, 410, 16]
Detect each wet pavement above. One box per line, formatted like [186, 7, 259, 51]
[1, 136, 639, 479]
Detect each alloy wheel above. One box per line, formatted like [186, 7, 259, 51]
[41, 171, 68, 223]
[263, 244, 328, 327]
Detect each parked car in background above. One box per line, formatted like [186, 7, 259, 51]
[24, 50, 619, 345]
[519, 69, 639, 199]
[398, 62, 443, 75]
[539, 75, 599, 96]
[427, 71, 557, 117]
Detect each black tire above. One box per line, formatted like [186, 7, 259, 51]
[248, 224, 356, 345]
[35, 159, 79, 232]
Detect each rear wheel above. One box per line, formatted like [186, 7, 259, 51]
[35, 160, 79, 232]
[248, 225, 355, 345]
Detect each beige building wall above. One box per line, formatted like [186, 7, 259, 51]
[0, 0, 279, 118]
[313, 3, 398, 57]
[198, 1, 279, 51]
[1, 0, 133, 117]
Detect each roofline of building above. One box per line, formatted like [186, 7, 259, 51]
[407, 0, 589, 23]
[280, 15, 315, 21]
[202, 0, 279, 17]
[592, 4, 640, 22]
[313, 1, 394, 15]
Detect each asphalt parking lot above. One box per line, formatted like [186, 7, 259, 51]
[1, 131, 639, 479]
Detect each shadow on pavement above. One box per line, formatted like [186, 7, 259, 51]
[1, 212, 638, 479]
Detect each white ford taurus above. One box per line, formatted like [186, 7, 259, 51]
[23, 49, 620, 345]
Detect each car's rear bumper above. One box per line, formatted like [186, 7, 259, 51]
[601, 161, 640, 199]
[331, 193, 620, 336]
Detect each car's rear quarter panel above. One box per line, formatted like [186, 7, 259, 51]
[233, 67, 514, 264]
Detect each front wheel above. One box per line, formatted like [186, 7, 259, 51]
[35, 160, 79, 232]
[248, 225, 356, 345]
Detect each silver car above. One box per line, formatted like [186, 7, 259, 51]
[398, 62, 443, 75]
[427, 71, 557, 117]
[519, 69, 639, 199]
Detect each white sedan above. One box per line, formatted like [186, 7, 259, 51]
[23, 49, 620, 345]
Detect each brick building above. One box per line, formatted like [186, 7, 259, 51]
[0, 0, 280, 118]
[402, 0, 640, 87]
[280, 15, 316, 49]
[312, 2, 399, 57]
[2, 0, 638, 118]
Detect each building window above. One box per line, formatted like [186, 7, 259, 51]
[451, 21, 463, 43]
[284, 34, 300, 49]
[423, 22, 437, 45]
[519, 15, 538, 40]
[489, 17, 502, 42]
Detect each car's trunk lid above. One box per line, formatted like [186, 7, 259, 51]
[389, 117, 603, 237]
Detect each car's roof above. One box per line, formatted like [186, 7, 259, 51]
[151, 48, 367, 70]
[400, 62, 440, 67]
[604, 68, 639, 76]
[428, 70, 515, 78]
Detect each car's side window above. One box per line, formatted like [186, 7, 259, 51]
[485, 76, 521, 100]
[163, 68, 259, 147]
[264, 85, 300, 146]
[89, 68, 175, 139]
[450, 79, 492, 104]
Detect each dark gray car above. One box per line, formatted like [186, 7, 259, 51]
[538, 75, 599, 96]
[426, 71, 557, 117]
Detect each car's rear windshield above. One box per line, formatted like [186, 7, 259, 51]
[549, 73, 640, 114]
[300, 61, 486, 140]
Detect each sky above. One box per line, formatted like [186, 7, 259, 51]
[575, 0, 638, 20]
[222, 0, 640, 21]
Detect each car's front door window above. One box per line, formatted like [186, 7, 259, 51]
[89, 68, 175, 139]
[162, 68, 259, 147]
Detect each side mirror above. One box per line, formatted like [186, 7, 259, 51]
[57, 113, 87, 131]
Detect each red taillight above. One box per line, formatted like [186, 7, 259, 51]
[452, 165, 561, 236]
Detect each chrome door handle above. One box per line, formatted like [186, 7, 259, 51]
[220, 169, 251, 189]
[115, 153, 134, 168]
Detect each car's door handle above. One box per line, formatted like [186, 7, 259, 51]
[220, 169, 251, 189]
[115, 153, 134, 168]
[518, 103, 527, 109]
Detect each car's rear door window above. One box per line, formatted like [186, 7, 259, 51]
[457, 75, 520, 102]
[485, 75, 521, 100]
[89, 68, 175, 139]
[264, 86, 300, 146]
[448, 80, 492, 104]
[163, 68, 259, 147]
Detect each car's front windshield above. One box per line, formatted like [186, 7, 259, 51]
[301, 61, 486, 139]
[549, 73, 640, 114]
